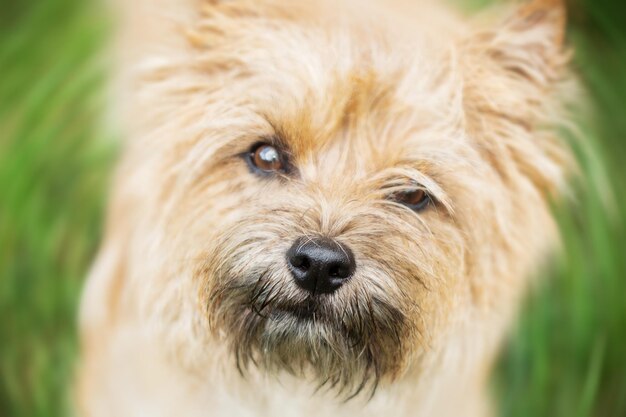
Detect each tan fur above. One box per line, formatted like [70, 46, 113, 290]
[77, 0, 575, 416]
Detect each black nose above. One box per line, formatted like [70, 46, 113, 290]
[286, 237, 356, 294]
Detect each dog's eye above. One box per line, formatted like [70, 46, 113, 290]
[392, 189, 431, 211]
[248, 143, 284, 174]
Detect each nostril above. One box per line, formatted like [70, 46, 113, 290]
[327, 263, 349, 278]
[292, 255, 310, 270]
[328, 264, 340, 277]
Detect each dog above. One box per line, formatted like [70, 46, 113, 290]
[77, 0, 575, 415]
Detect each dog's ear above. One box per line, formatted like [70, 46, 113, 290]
[486, 0, 566, 85]
[462, 0, 574, 194]
[111, 0, 287, 69]
[463, 0, 569, 97]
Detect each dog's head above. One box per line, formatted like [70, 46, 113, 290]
[91, 0, 574, 398]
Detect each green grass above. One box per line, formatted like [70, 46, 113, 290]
[492, 1, 626, 416]
[0, 0, 624, 416]
[0, 1, 114, 415]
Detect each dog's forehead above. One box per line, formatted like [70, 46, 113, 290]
[238, 23, 465, 175]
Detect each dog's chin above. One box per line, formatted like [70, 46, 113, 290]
[267, 297, 334, 325]
[207, 279, 409, 399]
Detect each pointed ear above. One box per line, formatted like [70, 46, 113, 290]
[461, 0, 575, 195]
[470, 0, 569, 88]
[513, 0, 566, 46]
[112, 0, 283, 59]
[462, 0, 572, 124]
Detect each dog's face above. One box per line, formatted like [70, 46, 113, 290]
[100, 0, 573, 398]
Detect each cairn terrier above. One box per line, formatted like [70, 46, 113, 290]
[77, 0, 575, 415]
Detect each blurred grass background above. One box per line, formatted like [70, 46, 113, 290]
[0, 0, 624, 416]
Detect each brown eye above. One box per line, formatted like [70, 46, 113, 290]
[393, 189, 431, 211]
[248, 143, 284, 173]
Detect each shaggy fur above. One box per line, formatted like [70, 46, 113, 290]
[77, 0, 575, 416]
